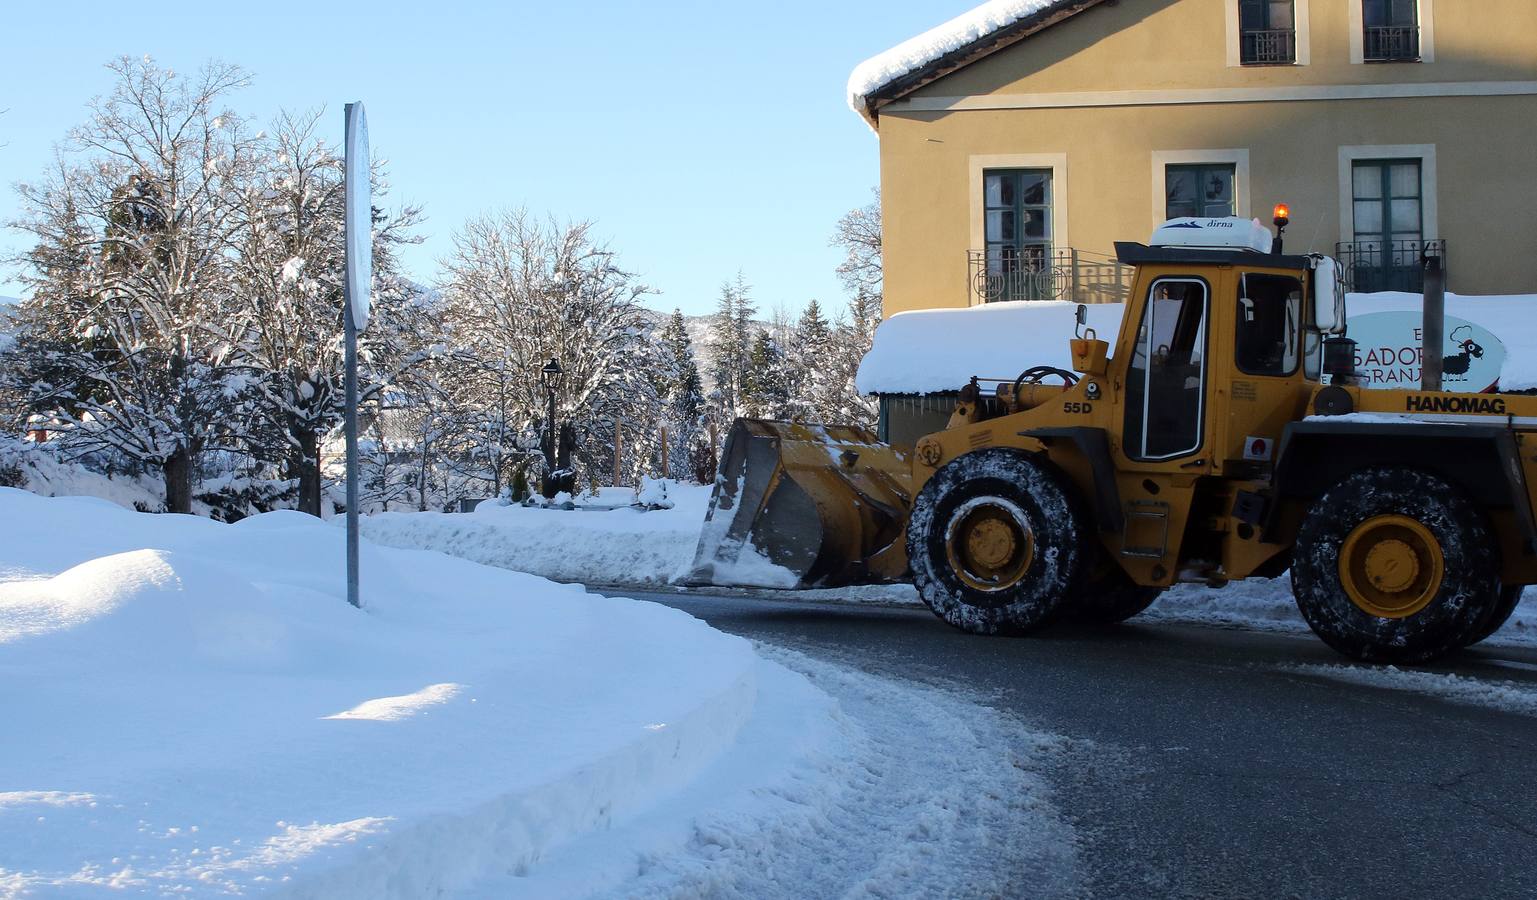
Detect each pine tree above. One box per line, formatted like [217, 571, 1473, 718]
[658, 309, 707, 480]
[742, 330, 790, 419]
[787, 299, 834, 420]
[706, 272, 756, 420]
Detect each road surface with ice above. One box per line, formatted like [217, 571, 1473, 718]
[615, 588, 1537, 899]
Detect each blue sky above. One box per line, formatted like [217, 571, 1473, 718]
[0, 0, 974, 317]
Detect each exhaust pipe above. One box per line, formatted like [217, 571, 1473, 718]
[1422, 251, 1445, 392]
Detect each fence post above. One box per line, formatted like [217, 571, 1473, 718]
[1070, 247, 1080, 302]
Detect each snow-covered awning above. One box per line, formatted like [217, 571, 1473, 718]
[846, 0, 1099, 123]
[855, 301, 1125, 396]
[856, 292, 1537, 396]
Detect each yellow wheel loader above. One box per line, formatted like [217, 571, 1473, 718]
[686, 212, 1536, 663]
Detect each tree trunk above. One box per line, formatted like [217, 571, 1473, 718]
[417, 435, 430, 512]
[291, 427, 323, 517]
[163, 445, 193, 515]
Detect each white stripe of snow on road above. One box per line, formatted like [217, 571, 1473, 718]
[1286, 664, 1537, 718]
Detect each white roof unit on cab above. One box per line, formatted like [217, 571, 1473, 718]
[1150, 217, 1275, 254]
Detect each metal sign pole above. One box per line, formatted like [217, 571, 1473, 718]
[343, 100, 371, 609]
[343, 294, 360, 608]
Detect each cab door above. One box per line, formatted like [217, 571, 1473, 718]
[1223, 268, 1309, 475]
[1113, 275, 1213, 572]
[1122, 276, 1211, 463]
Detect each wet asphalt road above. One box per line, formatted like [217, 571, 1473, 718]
[607, 589, 1537, 900]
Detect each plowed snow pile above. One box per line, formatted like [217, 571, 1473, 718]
[0, 488, 764, 897]
[360, 486, 712, 587]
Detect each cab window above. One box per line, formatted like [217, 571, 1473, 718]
[1235, 273, 1302, 376]
[1124, 278, 1208, 460]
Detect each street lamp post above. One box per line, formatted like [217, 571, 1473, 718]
[540, 357, 564, 496]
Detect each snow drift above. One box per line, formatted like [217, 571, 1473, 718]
[360, 485, 713, 588]
[0, 489, 762, 897]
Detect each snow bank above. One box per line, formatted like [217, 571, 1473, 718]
[0, 437, 163, 513]
[361, 483, 713, 587]
[847, 0, 1066, 114]
[856, 300, 1125, 396]
[0, 488, 763, 897]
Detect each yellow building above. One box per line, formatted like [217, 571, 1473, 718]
[851, 0, 1537, 316]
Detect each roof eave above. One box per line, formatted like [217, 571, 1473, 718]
[858, 0, 1110, 128]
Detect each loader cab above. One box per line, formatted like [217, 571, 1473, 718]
[1098, 220, 1342, 582]
[1112, 233, 1320, 469]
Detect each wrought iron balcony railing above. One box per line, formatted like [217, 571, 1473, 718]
[1240, 28, 1297, 65]
[1364, 25, 1420, 61]
[1335, 239, 1445, 294]
[968, 248, 1134, 305]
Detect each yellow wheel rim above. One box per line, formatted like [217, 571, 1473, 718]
[945, 497, 1035, 593]
[1339, 514, 1444, 619]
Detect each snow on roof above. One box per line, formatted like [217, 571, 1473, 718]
[856, 291, 1537, 396]
[856, 300, 1124, 395]
[846, 0, 1070, 115]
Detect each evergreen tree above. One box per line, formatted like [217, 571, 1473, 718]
[742, 330, 790, 419]
[787, 298, 834, 420]
[658, 309, 707, 480]
[706, 281, 740, 415]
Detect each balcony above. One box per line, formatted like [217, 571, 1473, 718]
[1364, 25, 1420, 62]
[1240, 28, 1297, 65]
[1335, 239, 1445, 294]
[969, 247, 1134, 306]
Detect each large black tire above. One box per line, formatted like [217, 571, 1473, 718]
[1066, 563, 1164, 625]
[908, 449, 1084, 635]
[1465, 585, 1524, 647]
[1292, 467, 1498, 663]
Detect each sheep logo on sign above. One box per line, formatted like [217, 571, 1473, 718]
[1346, 312, 1505, 393]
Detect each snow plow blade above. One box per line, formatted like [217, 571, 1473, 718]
[683, 419, 913, 589]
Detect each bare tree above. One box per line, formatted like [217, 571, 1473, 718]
[9, 57, 258, 512]
[438, 211, 663, 494]
[225, 108, 430, 514]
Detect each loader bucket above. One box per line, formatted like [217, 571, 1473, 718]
[683, 419, 914, 589]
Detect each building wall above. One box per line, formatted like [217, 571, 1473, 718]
[875, 0, 1537, 315]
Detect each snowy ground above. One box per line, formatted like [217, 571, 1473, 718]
[360, 483, 1537, 648]
[360, 485, 712, 589]
[0, 489, 1075, 898]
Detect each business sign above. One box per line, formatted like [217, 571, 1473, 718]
[1348, 311, 1505, 393]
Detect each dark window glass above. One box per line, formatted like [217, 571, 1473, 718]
[1363, 0, 1417, 27]
[1239, 0, 1297, 64]
[1124, 279, 1208, 460]
[1165, 164, 1237, 220]
[1363, 0, 1420, 60]
[982, 168, 1054, 302]
[1236, 274, 1303, 377]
